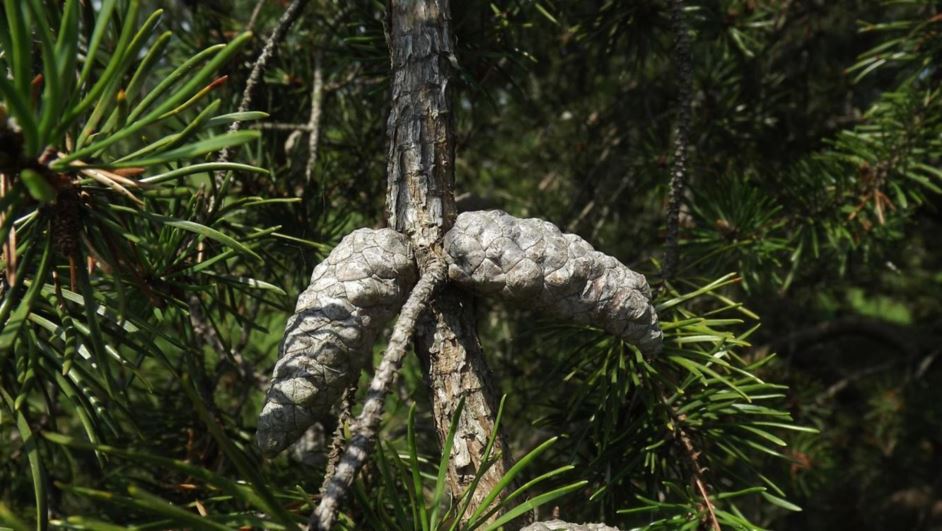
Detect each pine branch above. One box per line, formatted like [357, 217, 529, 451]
[319, 384, 356, 497]
[189, 294, 264, 396]
[384, 0, 511, 518]
[305, 55, 325, 185]
[246, 0, 267, 33]
[662, 0, 693, 282]
[213, 0, 310, 187]
[309, 258, 448, 531]
[254, 122, 315, 132]
[661, 391, 720, 531]
[233, 0, 309, 123]
[187, 294, 228, 356]
[755, 315, 922, 360]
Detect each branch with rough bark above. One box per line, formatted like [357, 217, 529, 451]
[304, 56, 324, 185]
[213, 0, 310, 189]
[658, 3, 718, 528]
[382, 0, 510, 517]
[662, 0, 694, 282]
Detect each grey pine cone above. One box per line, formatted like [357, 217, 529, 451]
[256, 228, 417, 456]
[443, 210, 662, 355]
[258, 210, 662, 455]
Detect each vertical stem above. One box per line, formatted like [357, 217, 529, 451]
[663, 0, 693, 282]
[305, 55, 324, 185]
[212, 0, 309, 199]
[662, 3, 717, 528]
[385, 0, 510, 518]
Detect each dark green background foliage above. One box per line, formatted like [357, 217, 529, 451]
[1, 0, 940, 529]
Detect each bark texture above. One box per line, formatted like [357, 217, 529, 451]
[444, 210, 662, 355]
[256, 228, 416, 456]
[384, 0, 457, 261]
[385, 0, 510, 514]
[663, 0, 694, 281]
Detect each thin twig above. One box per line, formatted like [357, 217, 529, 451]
[254, 122, 315, 132]
[662, 0, 693, 282]
[309, 258, 448, 531]
[319, 385, 357, 497]
[213, 0, 310, 188]
[187, 294, 229, 356]
[305, 55, 325, 185]
[234, 0, 309, 124]
[324, 63, 362, 92]
[754, 315, 922, 360]
[246, 0, 267, 33]
[675, 422, 721, 531]
[815, 360, 897, 404]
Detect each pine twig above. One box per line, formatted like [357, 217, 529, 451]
[318, 385, 357, 497]
[662, 0, 694, 282]
[254, 122, 315, 132]
[246, 0, 267, 33]
[213, 0, 310, 185]
[661, 392, 721, 531]
[309, 258, 448, 531]
[187, 294, 229, 356]
[233, 0, 309, 123]
[675, 423, 720, 531]
[305, 55, 325, 185]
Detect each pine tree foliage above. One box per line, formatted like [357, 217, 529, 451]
[0, 1, 304, 528]
[1, 0, 940, 530]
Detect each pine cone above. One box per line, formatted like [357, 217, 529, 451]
[443, 210, 662, 355]
[257, 228, 417, 455]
